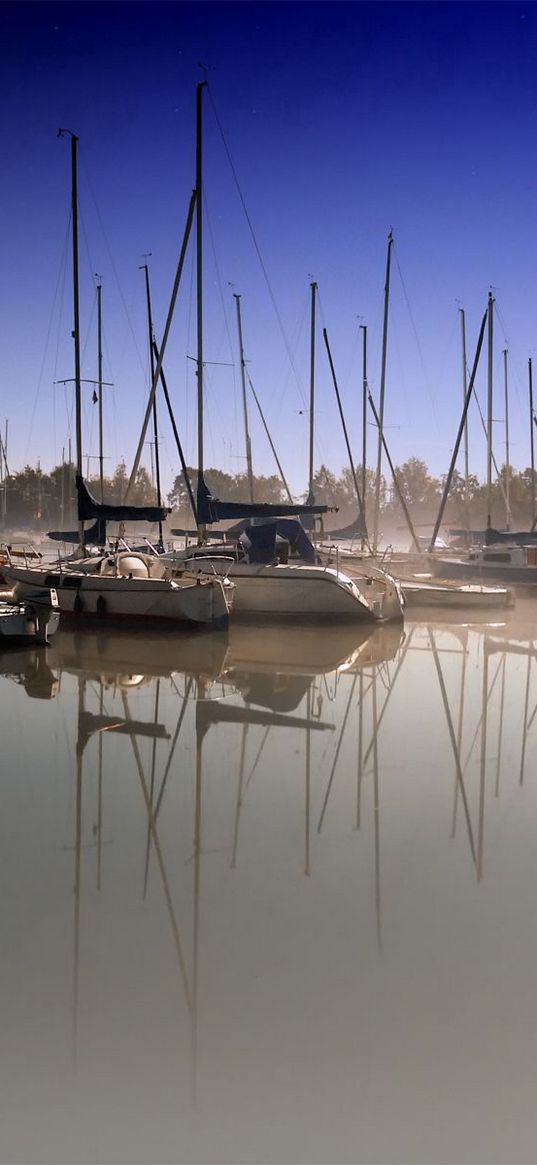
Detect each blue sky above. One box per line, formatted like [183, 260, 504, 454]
[2, 1, 537, 498]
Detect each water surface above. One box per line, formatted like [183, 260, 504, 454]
[2, 603, 537, 1164]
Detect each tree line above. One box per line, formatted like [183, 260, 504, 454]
[1, 456, 536, 533]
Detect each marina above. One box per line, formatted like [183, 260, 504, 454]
[5, 2, 537, 1161]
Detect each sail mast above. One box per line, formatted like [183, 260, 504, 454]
[530, 358, 536, 529]
[142, 262, 164, 548]
[373, 230, 393, 549]
[503, 348, 511, 529]
[308, 280, 317, 501]
[486, 291, 494, 530]
[59, 129, 84, 549]
[233, 293, 254, 502]
[196, 81, 206, 528]
[360, 323, 367, 547]
[96, 279, 104, 501]
[459, 307, 470, 527]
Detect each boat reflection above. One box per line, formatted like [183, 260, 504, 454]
[61, 618, 406, 1088]
[0, 645, 59, 699]
[19, 611, 537, 1129]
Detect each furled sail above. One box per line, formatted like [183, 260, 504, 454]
[77, 475, 170, 524]
[47, 518, 107, 545]
[485, 527, 537, 546]
[196, 474, 328, 526]
[325, 511, 368, 540]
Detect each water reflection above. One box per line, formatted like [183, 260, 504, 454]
[0, 644, 59, 699]
[2, 609, 537, 1162]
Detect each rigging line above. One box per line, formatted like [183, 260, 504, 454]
[272, 287, 309, 417]
[80, 157, 146, 377]
[472, 389, 510, 507]
[78, 205, 98, 363]
[81, 292, 96, 373]
[183, 239, 196, 467]
[202, 188, 239, 449]
[26, 214, 71, 464]
[315, 289, 339, 472]
[494, 302, 525, 415]
[244, 727, 271, 794]
[207, 85, 307, 408]
[460, 655, 503, 775]
[52, 224, 71, 468]
[393, 241, 441, 433]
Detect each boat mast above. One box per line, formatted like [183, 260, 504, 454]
[486, 290, 494, 531]
[360, 323, 367, 548]
[373, 230, 393, 550]
[196, 81, 206, 535]
[96, 279, 104, 501]
[503, 348, 511, 529]
[59, 129, 84, 551]
[308, 280, 317, 501]
[141, 262, 164, 548]
[529, 358, 536, 530]
[233, 293, 254, 502]
[0, 420, 7, 526]
[459, 307, 470, 528]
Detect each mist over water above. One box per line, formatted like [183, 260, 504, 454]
[2, 606, 537, 1164]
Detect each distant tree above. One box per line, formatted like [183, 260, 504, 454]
[393, 457, 441, 508]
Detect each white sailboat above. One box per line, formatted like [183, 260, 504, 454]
[159, 84, 404, 625]
[6, 131, 231, 631]
[163, 541, 403, 622]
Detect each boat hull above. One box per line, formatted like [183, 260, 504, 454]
[431, 556, 537, 588]
[0, 603, 59, 645]
[4, 567, 230, 629]
[400, 579, 512, 609]
[171, 559, 402, 621]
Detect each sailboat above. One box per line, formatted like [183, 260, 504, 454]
[4, 131, 231, 630]
[428, 299, 537, 590]
[160, 84, 404, 624]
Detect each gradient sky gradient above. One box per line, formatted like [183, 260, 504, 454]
[3, 1, 537, 499]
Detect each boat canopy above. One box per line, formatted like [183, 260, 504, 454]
[77, 475, 170, 524]
[196, 474, 328, 526]
[239, 519, 317, 564]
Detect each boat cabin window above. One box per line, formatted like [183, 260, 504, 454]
[483, 552, 512, 563]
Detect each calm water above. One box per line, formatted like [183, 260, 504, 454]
[2, 602, 537, 1164]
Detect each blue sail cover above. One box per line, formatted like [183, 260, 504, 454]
[485, 527, 537, 546]
[449, 527, 537, 547]
[325, 511, 368, 540]
[77, 475, 170, 524]
[240, 520, 317, 564]
[47, 518, 107, 545]
[196, 474, 328, 526]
